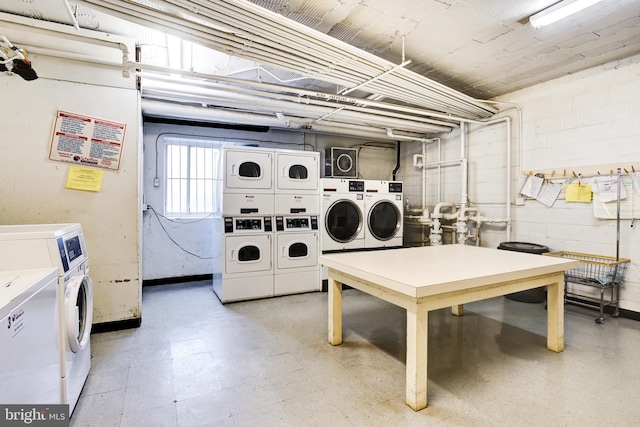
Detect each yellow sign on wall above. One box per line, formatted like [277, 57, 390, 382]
[66, 165, 104, 192]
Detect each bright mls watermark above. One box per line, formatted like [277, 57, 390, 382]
[1, 405, 69, 426]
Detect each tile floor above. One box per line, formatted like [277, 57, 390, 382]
[71, 280, 640, 426]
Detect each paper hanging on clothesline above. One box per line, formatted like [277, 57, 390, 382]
[632, 172, 640, 196]
[593, 176, 627, 202]
[565, 183, 592, 202]
[536, 183, 562, 207]
[520, 174, 544, 198]
[592, 179, 638, 219]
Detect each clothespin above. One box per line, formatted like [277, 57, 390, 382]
[597, 171, 601, 175]
[547, 170, 555, 184]
[624, 168, 629, 174]
[632, 165, 636, 173]
[563, 169, 566, 176]
[610, 169, 614, 174]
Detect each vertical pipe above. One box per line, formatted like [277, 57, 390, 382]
[616, 167, 621, 261]
[506, 117, 512, 240]
[460, 122, 468, 208]
[392, 141, 401, 181]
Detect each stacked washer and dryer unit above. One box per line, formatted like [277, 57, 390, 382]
[213, 146, 321, 303]
[0, 223, 93, 413]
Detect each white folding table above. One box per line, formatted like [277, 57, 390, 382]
[319, 245, 579, 411]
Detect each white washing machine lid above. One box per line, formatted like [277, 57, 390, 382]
[0, 224, 89, 275]
[65, 274, 93, 353]
[0, 223, 81, 239]
[0, 268, 58, 318]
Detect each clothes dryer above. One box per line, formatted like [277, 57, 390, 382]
[0, 224, 92, 413]
[212, 216, 274, 303]
[363, 180, 404, 249]
[0, 268, 59, 404]
[274, 215, 321, 295]
[320, 178, 365, 252]
[222, 146, 274, 215]
[275, 149, 321, 215]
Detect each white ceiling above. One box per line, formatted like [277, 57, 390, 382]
[2, 0, 640, 138]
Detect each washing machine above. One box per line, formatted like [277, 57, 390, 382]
[222, 145, 274, 215]
[0, 268, 59, 404]
[0, 224, 93, 413]
[212, 216, 274, 303]
[274, 215, 321, 295]
[275, 149, 320, 215]
[363, 180, 404, 249]
[320, 178, 365, 252]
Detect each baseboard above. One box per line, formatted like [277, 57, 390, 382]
[142, 274, 213, 287]
[91, 317, 142, 334]
[565, 296, 640, 321]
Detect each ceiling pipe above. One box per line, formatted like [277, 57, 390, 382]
[140, 80, 454, 134]
[385, 128, 432, 143]
[137, 70, 461, 129]
[141, 99, 429, 142]
[76, 0, 497, 119]
[339, 59, 412, 96]
[0, 12, 132, 76]
[62, 0, 80, 31]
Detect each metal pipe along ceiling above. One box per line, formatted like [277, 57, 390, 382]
[140, 75, 456, 134]
[76, 0, 497, 120]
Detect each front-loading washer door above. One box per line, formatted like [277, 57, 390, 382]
[225, 235, 272, 274]
[225, 150, 273, 190]
[325, 199, 363, 243]
[277, 233, 319, 269]
[368, 200, 401, 241]
[65, 274, 93, 353]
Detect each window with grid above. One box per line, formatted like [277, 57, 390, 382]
[164, 136, 222, 217]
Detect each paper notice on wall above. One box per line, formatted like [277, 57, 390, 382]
[536, 182, 562, 207]
[66, 165, 104, 192]
[565, 183, 592, 202]
[520, 175, 544, 198]
[632, 173, 640, 196]
[593, 176, 627, 202]
[49, 110, 126, 171]
[593, 180, 637, 219]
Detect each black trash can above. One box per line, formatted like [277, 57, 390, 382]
[498, 241, 550, 303]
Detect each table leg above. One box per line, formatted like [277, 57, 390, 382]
[451, 304, 464, 316]
[546, 275, 564, 352]
[406, 303, 428, 410]
[328, 277, 343, 346]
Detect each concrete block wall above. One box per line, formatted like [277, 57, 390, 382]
[401, 52, 640, 313]
[501, 53, 640, 313]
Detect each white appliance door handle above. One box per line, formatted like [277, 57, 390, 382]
[281, 245, 286, 256]
[230, 249, 236, 261]
[230, 164, 236, 175]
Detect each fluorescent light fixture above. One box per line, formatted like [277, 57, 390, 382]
[529, 0, 605, 28]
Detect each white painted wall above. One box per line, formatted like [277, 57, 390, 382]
[400, 53, 640, 313]
[0, 23, 142, 325]
[141, 122, 396, 281]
